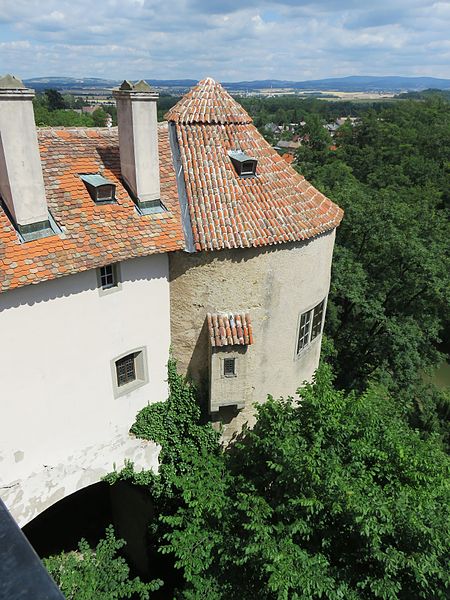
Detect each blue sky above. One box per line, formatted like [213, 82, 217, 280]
[0, 0, 449, 81]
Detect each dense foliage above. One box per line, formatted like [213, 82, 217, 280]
[33, 88, 113, 127]
[104, 360, 450, 599]
[296, 97, 450, 444]
[44, 525, 162, 599]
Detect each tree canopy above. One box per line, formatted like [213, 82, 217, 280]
[296, 98, 450, 443]
[103, 360, 450, 599]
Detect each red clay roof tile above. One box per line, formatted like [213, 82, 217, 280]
[166, 79, 343, 252]
[165, 78, 252, 125]
[0, 124, 184, 293]
[207, 312, 253, 347]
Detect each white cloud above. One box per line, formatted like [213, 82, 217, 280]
[0, 0, 448, 80]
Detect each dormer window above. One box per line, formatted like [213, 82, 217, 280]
[228, 151, 257, 178]
[80, 174, 116, 204]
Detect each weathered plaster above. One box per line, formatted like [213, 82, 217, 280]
[1, 433, 160, 527]
[0, 253, 170, 525]
[169, 230, 336, 440]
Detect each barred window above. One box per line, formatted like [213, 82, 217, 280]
[223, 358, 236, 377]
[116, 354, 136, 387]
[296, 299, 326, 355]
[111, 347, 148, 398]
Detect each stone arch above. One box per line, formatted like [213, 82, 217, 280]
[2, 436, 160, 528]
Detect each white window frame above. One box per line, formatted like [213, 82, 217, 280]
[295, 298, 327, 357]
[110, 347, 149, 399]
[97, 262, 122, 296]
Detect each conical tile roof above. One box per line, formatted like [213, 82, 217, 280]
[165, 78, 343, 252]
[165, 77, 252, 125]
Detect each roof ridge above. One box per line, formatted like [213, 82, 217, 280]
[165, 77, 252, 125]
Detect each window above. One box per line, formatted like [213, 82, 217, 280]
[311, 300, 325, 340]
[116, 354, 136, 387]
[0, 199, 62, 243]
[296, 299, 326, 355]
[96, 184, 115, 203]
[241, 161, 256, 176]
[297, 310, 312, 353]
[228, 150, 257, 177]
[100, 264, 116, 289]
[80, 174, 116, 204]
[97, 263, 121, 295]
[111, 347, 148, 398]
[223, 357, 236, 377]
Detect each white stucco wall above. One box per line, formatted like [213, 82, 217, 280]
[0, 253, 170, 526]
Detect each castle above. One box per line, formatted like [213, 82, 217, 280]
[0, 74, 342, 527]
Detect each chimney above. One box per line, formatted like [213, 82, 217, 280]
[0, 74, 51, 239]
[113, 80, 161, 211]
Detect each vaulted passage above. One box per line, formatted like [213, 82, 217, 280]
[22, 482, 113, 558]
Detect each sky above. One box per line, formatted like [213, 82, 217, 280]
[0, 0, 449, 81]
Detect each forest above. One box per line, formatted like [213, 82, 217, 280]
[40, 92, 449, 599]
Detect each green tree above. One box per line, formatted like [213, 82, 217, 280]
[44, 88, 67, 111]
[109, 360, 450, 599]
[92, 108, 109, 127]
[161, 365, 450, 599]
[296, 98, 450, 441]
[44, 525, 162, 599]
[295, 114, 333, 179]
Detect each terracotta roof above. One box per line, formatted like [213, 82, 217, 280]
[281, 153, 295, 165]
[165, 78, 252, 125]
[166, 78, 343, 252]
[0, 124, 184, 292]
[207, 312, 253, 347]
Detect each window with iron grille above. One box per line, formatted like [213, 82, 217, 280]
[116, 354, 136, 387]
[296, 298, 326, 356]
[111, 347, 148, 398]
[223, 357, 236, 377]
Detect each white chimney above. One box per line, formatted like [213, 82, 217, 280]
[113, 80, 161, 210]
[0, 74, 50, 237]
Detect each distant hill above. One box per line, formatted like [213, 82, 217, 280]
[23, 75, 450, 93]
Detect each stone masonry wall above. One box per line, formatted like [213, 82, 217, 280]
[169, 230, 336, 440]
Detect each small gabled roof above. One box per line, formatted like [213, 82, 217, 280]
[207, 312, 254, 347]
[165, 77, 252, 125]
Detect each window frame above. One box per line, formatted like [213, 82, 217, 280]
[223, 357, 237, 378]
[80, 174, 117, 205]
[116, 354, 136, 388]
[97, 262, 122, 296]
[95, 184, 116, 204]
[295, 298, 327, 358]
[110, 347, 149, 399]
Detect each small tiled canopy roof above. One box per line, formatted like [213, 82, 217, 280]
[166, 78, 343, 252]
[207, 312, 253, 347]
[0, 124, 184, 292]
